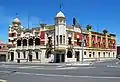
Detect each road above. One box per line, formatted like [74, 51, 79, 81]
[0, 59, 120, 82]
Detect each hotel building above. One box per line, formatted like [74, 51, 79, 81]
[8, 10, 117, 63]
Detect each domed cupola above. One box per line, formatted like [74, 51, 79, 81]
[55, 11, 66, 25]
[12, 17, 21, 30]
[12, 17, 21, 25]
[56, 11, 65, 18]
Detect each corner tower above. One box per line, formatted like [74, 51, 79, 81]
[54, 6, 66, 45]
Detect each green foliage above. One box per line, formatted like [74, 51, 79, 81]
[103, 29, 108, 34]
[86, 24, 92, 31]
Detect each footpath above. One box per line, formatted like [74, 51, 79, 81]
[0, 59, 114, 66]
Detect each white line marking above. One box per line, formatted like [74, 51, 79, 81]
[0, 70, 120, 79]
[16, 72, 120, 79]
[2, 65, 96, 70]
[0, 79, 7, 82]
[107, 65, 120, 68]
[56, 67, 78, 69]
[0, 71, 11, 73]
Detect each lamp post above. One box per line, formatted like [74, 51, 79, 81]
[81, 32, 84, 64]
[39, 50, 42, 63]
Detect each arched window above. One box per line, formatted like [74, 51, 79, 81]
[103, 52, 105, 57]
[77, 39, 80, 45]
[92, 41, 95, 47]
[35, 38, 40, 45]
[29, 38, 33, 46]
[98, 52, 100, 57]
[23, 39, 27, 46]
[68, 37, 72, 45]
[67, 51, 72, 58]
[60, 35, 62, 44]
[45, 51, 51, 58]
[23, 51, 26, 59]
[18, 52, 20, 58]
[17, 40, 21, 46]
[93, 52, 95, 58]
[36, 52, 39, 60]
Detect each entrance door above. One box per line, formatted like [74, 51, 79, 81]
[55, 54, 65, 63]
[76, 51, 80, 62]
[11, 52, 14, 61]
[61, 54, 65, 62]
[29, 55, 32, 61]
[56, 54, 60, 63]
[0, 55, 6, 62]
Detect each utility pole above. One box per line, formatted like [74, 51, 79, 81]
[81, 31, 84, 64]
[73, 17, 84, 63]
[54, 25, 56, 63]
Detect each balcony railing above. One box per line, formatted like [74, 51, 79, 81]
[35, 45, 40, 49]
[68, 44, 73, 49]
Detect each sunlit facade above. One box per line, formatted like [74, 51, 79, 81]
[8, 10, 117, 63]
[0, 41, 8, 62]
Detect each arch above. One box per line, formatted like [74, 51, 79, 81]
[23, 39, 27, 46]
[17, 40, 21, 46]
[35, 38, 40, 46]
[67, 51, 72, 58]
[29, 38, 33, 46]
[45, 50, 51, 58]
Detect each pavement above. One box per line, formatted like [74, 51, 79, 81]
[0, 59, 120, 82]
[0, 61, 92, 66]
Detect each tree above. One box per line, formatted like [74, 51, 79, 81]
[86, 24, 92, 31]
[40, 24, 46, 28]
[103, 29, 108, 34]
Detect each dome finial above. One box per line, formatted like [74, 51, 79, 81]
[60, 4, 62, 11]
[12, 13, 21, 24]
[16, 13, 18, 18]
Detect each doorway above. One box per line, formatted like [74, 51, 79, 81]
[0, 55, 6, 62]
[61, 54, 65, 62]
[75, 51, 80, 62]
[56, 54, 60, 63]
[11, 52, 14, 61]
[55, 54, 65, 63]
[29, 55, 32, 61]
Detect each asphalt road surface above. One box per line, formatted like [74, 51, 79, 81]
[0, 59, 120, 82]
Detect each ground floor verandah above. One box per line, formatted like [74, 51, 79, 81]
[7, 48, 116, 63]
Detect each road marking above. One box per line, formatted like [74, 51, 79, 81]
[16, 72, 120, 79]
[78, 67, 96, 69]
[0, 71, 11, 73]
[1, 70, 120, 79]
[2, 65, 96, 70]
[107, 65, 120, 68]
[56, 67, 78, 69]
[0, 79, 7, 82]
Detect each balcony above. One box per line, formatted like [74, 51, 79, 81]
[23, 46, 27, 50]
[35, 45, 40, 49]
[16, 46, 22, 49]
[28, 46, 34, 50]
[68, 44, 73, 49]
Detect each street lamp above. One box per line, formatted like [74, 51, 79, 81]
[81, 32, 84, 64]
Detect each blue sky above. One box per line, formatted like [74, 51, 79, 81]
[0, 0, 120, 44]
